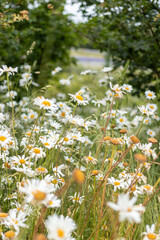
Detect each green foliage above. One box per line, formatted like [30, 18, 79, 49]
[72, 0, 160, 96]
[0, 0, 78, 86]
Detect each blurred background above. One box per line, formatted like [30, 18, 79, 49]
[0, 0, 160, 98]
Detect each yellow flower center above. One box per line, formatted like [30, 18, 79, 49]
[144, 185, 151, 190]
[64, 137, 69, 142]
[12, 219, 18, 224]
[119, 118, 124, 122]
[0, 136, 6, 141]
[37, 167, 46, 172]
[42, 100, 51, 107]
[114, 181, 120, 186]
[72, 135, 78, 139]
[148, 93, 153, 97]
[52, 179, 58, 184]
[19, 159, 25, 164]
[24, 116, 27, 119]
[4, 231, 15, 238]
[125, 87, 129, 90]
[30, 114, 35, 118]
[127, 207, 132, 212]
[44, 142, 49, 146]
[137, 173, 142, 177]
[130, 185, 136, 192]
[32, 190, 46, 201]
[87, 156, 93, 161]
[0, 213, 8, 218]
[61, 112, 65, 117]
[57, 229, 64, 238]
[33, 148, 41, 154]
[49, 201, 53, 205]
[76, 95, 83, 101]
[73, 197, 80, 201]
[92, 170, 99, 175]
[147, 233, 157, 240]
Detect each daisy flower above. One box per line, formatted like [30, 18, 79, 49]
[3, 209, 27, 231]
[147, 129, 156, 137]
[138, 105, 154, 116]
[5, 91, 17, 99]
[122, 84, 133, 92]
[35, 166, 48, 175]
[69, 93, 89, 105]
[108, 194, 144, 223]
[0, 113, 5, 123]
[52, 164, 67, 177]
[96, 173, 104, 181]
[107, 177, 126, 192]
[146, 103, 157, 112]
[30, 147, 46, 160]
[142, 224, 160, 240]
[40, 137, 55, 149]
[0, 130, 12, 147]
[34, 96, 58, 111]
[28, 111, 38, 120]
[0, 65, 18, 76]
[145, 90, 156, 100]
[128, 184, 142, 197]
[69, 193, 84, 204]
[83, 153, 98, 164]
[45, 214, 76, 240]
[64, 156, 74, 163]
[110, 82, 124, 98]
[140, 185, 154, 195]
[102, 66, 113, 72]
[11, 155, 30, 166]
[1, 230, 19, 240]
[22, 179, 57, 206]
[51, 66, 62, 75]
[59, 78, 71, 86]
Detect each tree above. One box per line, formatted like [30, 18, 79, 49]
[72, 0, 160, 96]
[0, 0, 78, 86]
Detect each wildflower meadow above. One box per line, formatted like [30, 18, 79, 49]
[0, 63, 159, 240]
[0, 0, 160, 240]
